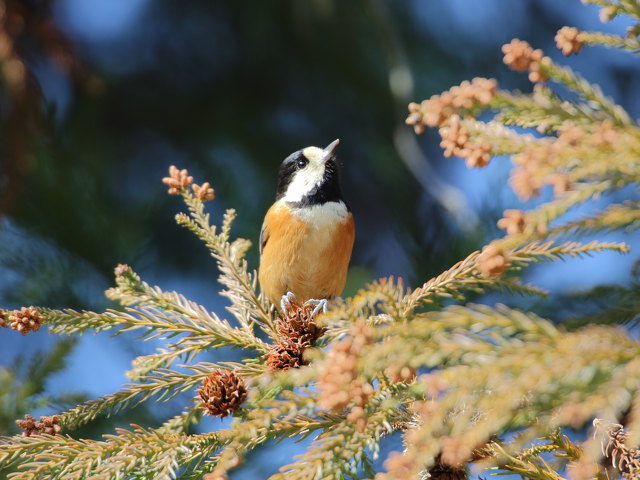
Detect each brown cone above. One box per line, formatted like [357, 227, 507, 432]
[198, 370, 247, 417]
[266, 341, 307, 371]
[16, 414, 38, 437]
[429, 454, 468, 480]
[277, 298, 326, 346]
[36, 415, 61, 436]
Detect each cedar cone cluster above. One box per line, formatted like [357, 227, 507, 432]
[406, 77, 497, 133]
[507, 119, 615, 201]
[317, 321, 374, 415]
[477, 244, 511, 279]
[555, 26, 583, 56]
[509, 164, 544, 202]
[596, 421, 640, 479]
[549, 173, 572, 197]
[593, 119, 617, 146]
[198, 369, 247, 417]
[265, 297, 326, 371]
[162, 165, 194, 195]
[192, 182, 215, 201]
[162, 165, 215, 201]
[440, 437, 473, 468]
[568, 461, 599, 480]
[510, 142, 573, 201]
[384, 366, 417, 384]
[497, 209, 527, 235]
[599, 6, 617, 23]
[16, 414, 61, 437]
[560, 120, 613, 148]
[555, 402, 589, 428]
[381, 451, 415, 479]
[439, 115, 492, 168]
[557, 123, 585, 147]
[502, 39, 549, 82]
[8, 306, 44, 335]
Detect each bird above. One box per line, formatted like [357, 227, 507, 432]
[258, 139, 355, 315]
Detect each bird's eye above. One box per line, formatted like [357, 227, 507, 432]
[296, 158, 308, 169]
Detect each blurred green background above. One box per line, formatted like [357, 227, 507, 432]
[1, 0, 638, 477]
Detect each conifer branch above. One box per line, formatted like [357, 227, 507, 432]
[510, 239, 630, 263]
[46, 265, 270, 365]
[460, 118, 544, 155]
[487, 441, 566, 480]
[57, 362, 254, 430]
[552, 201, 640, 235]
[45, 305, 267, 355]
[399, 250, 493, 316]
[182, 390, 338, 479]
[561, 282, 640, 329]
[0, 426, 222, 480]
[581, 0, 640, 20]
[539, 60, 632, 126]
[105, 259, 269, 378]
[398, 240, 627, 318]
[524, 182, 631, 240]
[359, 304, 559, 376]
[176, 192, 276, 340]
[385, 325, 640, 475]
[158, 405, 202, 435]
[494, 87, 607, 131]
[580, 31, 640, 52]
[270, 388, 403, 480]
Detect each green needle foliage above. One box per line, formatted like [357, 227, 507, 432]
[2, 1, 640, 479]
[0, 339, 81, 435]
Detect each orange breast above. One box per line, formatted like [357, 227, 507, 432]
[258, 202, 355, 306]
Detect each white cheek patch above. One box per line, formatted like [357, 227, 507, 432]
[282, 160, 326, 202]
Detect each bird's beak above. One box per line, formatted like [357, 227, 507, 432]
[322, 139, 340, 163]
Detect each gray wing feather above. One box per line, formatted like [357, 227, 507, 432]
[259, 221, 269, 255]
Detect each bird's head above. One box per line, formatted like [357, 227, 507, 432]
[276, 139, 343, 205]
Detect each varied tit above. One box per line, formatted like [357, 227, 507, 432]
[258, 139, 355, 314]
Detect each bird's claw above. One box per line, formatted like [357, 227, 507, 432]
[304, 298, 328, 318]
[280, 291, 298, 313]
[280, 293, 328, 318]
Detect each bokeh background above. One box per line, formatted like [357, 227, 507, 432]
[1, 0, 638, 477]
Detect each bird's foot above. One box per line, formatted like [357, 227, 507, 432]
[280, 291, 298, 313]
[303, 298, 328, 318]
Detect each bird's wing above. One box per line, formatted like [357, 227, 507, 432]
[259, 220, 269, 255]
